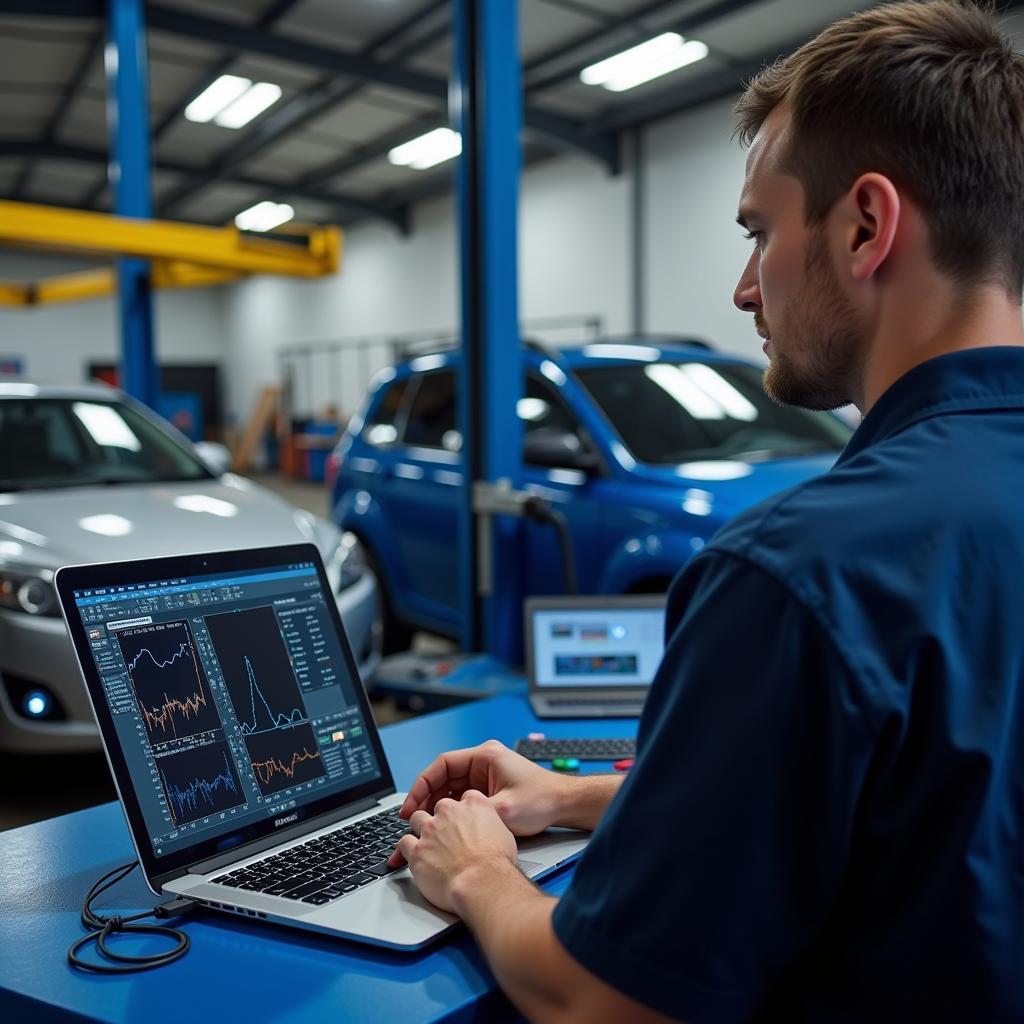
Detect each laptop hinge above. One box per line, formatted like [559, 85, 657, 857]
[187, 796, 380, 876]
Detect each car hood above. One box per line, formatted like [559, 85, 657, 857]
[627, 452, 839, 519]
[0, 476, 330, 571]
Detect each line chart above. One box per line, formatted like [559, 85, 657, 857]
[238, 655, 307, 735]
[128, 642, 190, 673]
[243, 720, 326, 797]
[251, 746, 321, 787]
[204, 605, 311, 739]
[158, 742, 244, 826]
[118, 620, 222, 743]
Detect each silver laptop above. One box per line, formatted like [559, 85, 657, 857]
[56, 544, 588, 951]
[524, 594, 667, 718]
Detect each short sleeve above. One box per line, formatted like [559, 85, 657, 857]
[551, 551, 878, 1024]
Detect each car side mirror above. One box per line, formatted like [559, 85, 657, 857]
[523, 428, 600, 473]
[194, 441, 232, 476]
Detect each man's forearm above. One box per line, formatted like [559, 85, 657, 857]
[554, 772, 625, 831]
[452, 858, 672, 1024]
[452, 860, 582, 1023]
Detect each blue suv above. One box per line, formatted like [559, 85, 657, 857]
[328, 339, 852, 652]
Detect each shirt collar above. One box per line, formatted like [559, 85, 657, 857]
[837, 346, 1024, 465]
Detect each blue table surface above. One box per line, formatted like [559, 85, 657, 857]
[0, 695, 637, 1024]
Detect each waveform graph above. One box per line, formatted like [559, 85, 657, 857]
[118, 620, 222, 744]
[157, 740, 245, 827]
[204, 605, 310, 736]
[244, 722, 326, 797]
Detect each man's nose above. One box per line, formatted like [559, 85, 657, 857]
[733, 252, 761, 313]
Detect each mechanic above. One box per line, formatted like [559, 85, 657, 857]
[386, 2, 1024, 1020]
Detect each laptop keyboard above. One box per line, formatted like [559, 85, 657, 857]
[515, 738, 636, 761]
[211, 807, 411, 906]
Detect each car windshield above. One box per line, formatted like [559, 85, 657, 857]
[0, 397, 212, 492]
[575, 360, 853, 464]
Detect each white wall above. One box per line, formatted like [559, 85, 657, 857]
[221, 153, 634, 425]
[222, 194, 458, 426]
[644, 95, 760, 361]
[0, 252, 228, 382]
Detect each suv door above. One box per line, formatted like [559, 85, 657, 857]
[381, 369, 462, 628]
[519, 373, 606, 597]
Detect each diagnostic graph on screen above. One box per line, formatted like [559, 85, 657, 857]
[205, 606, 326, 796]
[243, 722, 325, 797]
[157, 740, 245, 826]
[204, 605, 311, 734]
[118, 620, 222, 744]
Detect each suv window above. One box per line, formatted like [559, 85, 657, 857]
[403, 371, 457, 449]
[520, 375, 579, 438]
[364, 378, 409, 447]
[576, 360, 851, 463]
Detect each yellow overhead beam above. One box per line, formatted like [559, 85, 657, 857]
[0, 200, 341, 277]
[0, 261, 246, 308]
[0, 281, 29, 307]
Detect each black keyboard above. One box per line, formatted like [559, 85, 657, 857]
[515, 738, 636, 761]
[211, 807, 411, 905]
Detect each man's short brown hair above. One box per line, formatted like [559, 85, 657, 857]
[735, 0, 1024, 296]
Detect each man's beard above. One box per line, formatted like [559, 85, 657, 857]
[762, 230, 861, 411]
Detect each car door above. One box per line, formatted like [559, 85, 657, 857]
[518, 373, 606, 597]
[380, 369, 462, 628]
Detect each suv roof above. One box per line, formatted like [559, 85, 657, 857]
[394, 335, 721, 371]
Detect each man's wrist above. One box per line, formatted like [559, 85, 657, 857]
[552, 772, 624, 831]
[450, 855, 529, 922]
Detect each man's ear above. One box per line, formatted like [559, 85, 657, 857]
[839, 172, 900, 282]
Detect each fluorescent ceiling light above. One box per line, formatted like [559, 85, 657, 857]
[185, 75, 252, 123]
[580, 33, 708, 92]
[388, 127, 462, 170]
[214, 81, 282, 129]
[235, 201, 294, 232]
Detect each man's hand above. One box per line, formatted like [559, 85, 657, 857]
[396, 790, 518, 914]
[393, 739, 570, 840]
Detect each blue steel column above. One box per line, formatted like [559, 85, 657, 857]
[106, 0, 158, 408]
[452, 0, 524, 659]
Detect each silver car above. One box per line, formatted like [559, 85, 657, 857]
[0, 382, 381, 754]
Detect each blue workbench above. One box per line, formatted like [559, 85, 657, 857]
[0, 695, 637, 1024]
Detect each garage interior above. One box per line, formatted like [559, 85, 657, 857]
[2, 0, 1022, 1016]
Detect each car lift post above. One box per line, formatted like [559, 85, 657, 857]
[106, 0, 159, 409]
[452, 0, 526, 662]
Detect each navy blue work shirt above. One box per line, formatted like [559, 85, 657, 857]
[552, 347, 1024, 1023]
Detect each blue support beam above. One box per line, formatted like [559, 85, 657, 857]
[105, 0, 157, 408]
[453, 0, 524, 659]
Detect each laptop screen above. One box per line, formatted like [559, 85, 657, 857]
[67, 556, 385, 864]
[530, 601, 666, 689]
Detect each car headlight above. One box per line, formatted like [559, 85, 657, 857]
[328, 532, 368, 592]
[0, 565, 59, 617]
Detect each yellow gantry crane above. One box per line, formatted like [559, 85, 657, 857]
[0, 200, 342, 307]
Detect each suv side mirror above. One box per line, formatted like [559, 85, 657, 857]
[524, 428, 600, 473]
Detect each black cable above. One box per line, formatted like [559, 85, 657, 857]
[523, 496, 579, 594]
[67, 860, 198, 974]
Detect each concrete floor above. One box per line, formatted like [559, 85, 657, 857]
[0, 472, 432, 833]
